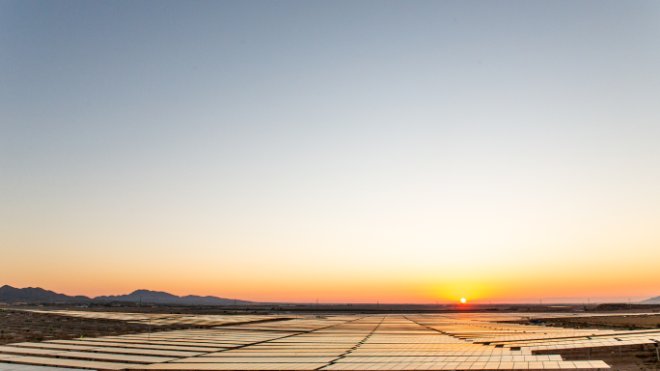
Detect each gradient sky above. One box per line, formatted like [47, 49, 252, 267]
[1, 0, 659, 303]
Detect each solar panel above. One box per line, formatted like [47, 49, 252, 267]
[1, 312, 651, 370]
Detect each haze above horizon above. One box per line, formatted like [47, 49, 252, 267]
[1, 0, 659, 304]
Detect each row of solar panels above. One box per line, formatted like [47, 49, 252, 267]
[0, 314, 616, 370]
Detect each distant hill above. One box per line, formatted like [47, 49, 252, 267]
[0, 285, 90, 304]
[0, 285, 250, 306]
[640, 296, 660, 304]
[95, 289, 250, 305]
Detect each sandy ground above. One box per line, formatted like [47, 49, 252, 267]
[535, 314, 660, 330]
[0, 309, 192, 345]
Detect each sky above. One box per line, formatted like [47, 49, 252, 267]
[1, 0, 659, 304]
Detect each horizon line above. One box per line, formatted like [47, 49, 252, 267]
[2, 284, 655, 305]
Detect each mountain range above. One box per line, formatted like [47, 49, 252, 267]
[0, 285, 250, 305]
[3, 284, 658, 306]
[0, 285, 91, 304]
[640, 296, 660, 304]
[95, 289, 249, 305]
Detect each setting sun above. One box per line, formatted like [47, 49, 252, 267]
[460, 297, 467, 304]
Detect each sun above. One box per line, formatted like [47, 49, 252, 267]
[460, 297, 467, 304]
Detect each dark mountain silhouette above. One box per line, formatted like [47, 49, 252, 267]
[640, 296, 660, 304]
[0, 285, 90, 304]
[0, 285, 250, 305]
[95, 289, 249, 305]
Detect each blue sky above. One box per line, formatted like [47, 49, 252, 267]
[1, 1, 659, 302]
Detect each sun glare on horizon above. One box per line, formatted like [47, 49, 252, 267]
[460, 297, 467, 304]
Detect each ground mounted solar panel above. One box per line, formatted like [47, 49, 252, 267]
[2, 312, 657, 370]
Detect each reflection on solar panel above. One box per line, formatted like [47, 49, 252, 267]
[2, 311, 658, 370]
[24, 310, 294, 327]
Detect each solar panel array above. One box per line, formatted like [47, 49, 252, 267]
[25, 311, 291, 327]
[3, 312, 657, 370]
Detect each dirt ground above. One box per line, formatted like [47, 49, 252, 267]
[0, 309, 193, 345]
[533, 314, 660, 330]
